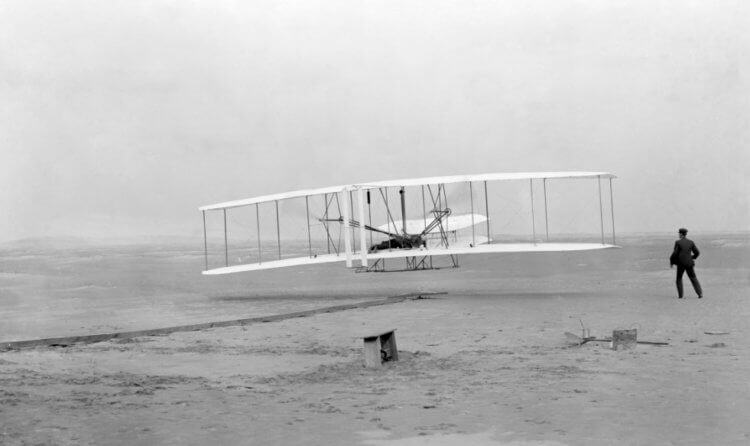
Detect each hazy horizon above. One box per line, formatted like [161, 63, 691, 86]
[2, 0, 748, 242]
[2, 229, 747, 248]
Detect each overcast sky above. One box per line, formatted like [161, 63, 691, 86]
[1, 0, 747, 242]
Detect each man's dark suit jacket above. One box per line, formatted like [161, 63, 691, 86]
[670, 237, 700, 267]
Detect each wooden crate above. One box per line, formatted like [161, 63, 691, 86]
[363, 329, 398, 368]
[612, 329, 637, 350]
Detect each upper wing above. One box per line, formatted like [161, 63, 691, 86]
[356, 171, 616, 191]
[199, 172, 616, 211]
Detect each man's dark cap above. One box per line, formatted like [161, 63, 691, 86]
[678, 228, 688, 235]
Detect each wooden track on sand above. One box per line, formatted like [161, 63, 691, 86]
[1, 292, 445, 351]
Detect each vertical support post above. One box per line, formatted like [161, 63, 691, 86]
[202, 210, 208, 271]
[323, 194, 330, 255]
[342, 189, 353, 267]
[256, 203, 261, 264]
[484, 181, 491, 244]
[441, 184, 449, 233]
[367, 190, 373, 247]
[543, 178, 549, 242]
[275, 200, 281, 260]
[305, 196, 312, 258]
[223, 209, 228, 267]
[399, 187, 407, 235]
[597, 176, 605, 245]
[421, 185, 427, 230]
[529, 179, 536, 245]
[349, 190, 355, 252]
[358, 187, 368, 267]
[609, 178, 617, 245]
[384, 188, 391, 250]
[469, 182, 475, 246]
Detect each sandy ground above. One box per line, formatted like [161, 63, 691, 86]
[1, 234, 749, 445]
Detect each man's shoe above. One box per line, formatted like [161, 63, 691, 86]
[698, 295, 703, 299]
[678, 296, 683, 299]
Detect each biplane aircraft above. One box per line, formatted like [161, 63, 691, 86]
[200, 172, 618, 275]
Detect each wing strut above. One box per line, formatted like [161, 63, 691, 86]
[442, 184, 450, 234]
[323, 193, 330, 254]
[543, 178, 549, 241]
[357, 187, 368, 267]
[349, 190, 355, 242]
[322, 194, 339, 256]
[418, 209, 452, 238]
[421, 185, 427, 232]
[223, 209, 228, 266]
[379, 188, 399, 241]
[367, 191, 373, 247]
[275, 200, 281, 260]
[469, 182, 475, 246]
[484, 181, 491, 244]
[399, 187, 407, 235]
[529, 180, 536, 246]
[256, 203, 261, 264]
[598, 175, 605, 245]
[202, 210, 208, 271]
[610, 178, 617, 245]
[426, 184, 451, 250]
[305, 196, 312, 258]
[342, 189, 352, 267]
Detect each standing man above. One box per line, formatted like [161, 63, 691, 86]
[670, 228, 703, 299]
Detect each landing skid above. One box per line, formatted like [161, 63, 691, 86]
[355, 255, 459, 273]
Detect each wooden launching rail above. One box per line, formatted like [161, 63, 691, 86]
[0, 292, 446, 351]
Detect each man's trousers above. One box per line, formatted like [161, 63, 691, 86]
[676, 265, 703, 298]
